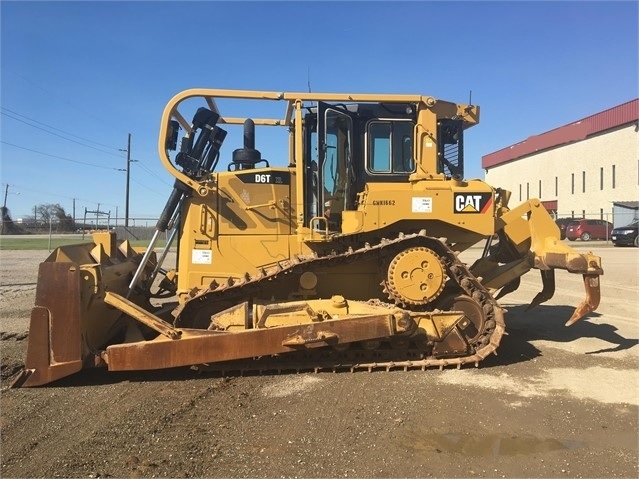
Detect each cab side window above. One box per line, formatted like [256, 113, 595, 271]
[367, 120, 414, 174]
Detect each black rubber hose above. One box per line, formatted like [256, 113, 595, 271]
[157, 180, 188, 232]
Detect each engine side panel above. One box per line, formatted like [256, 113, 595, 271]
[346, 179, 496, 239]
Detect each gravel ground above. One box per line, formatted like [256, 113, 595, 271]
[1, 245, 637, 478]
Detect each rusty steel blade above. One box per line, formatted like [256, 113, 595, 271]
[11, 262, 83, 388]
[104, 313, 408, 371]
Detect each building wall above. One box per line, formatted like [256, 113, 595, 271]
[613, 204, 639, 227]
[484, 123, 639, 219]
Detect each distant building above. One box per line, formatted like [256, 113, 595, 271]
[612, 201, 639, 227]
[482, 99, 639, 226]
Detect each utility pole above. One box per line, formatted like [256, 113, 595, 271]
[120, 133, 132, 228]
[86, 205, 109, 230]
[125, 133, 131, 228]
[1, 185, 7, 235]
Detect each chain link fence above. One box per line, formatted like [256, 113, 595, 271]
[557, 206, 637, 226]
[1, 216, 163, 240]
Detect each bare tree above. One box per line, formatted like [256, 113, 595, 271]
[35, 203, 74, 232]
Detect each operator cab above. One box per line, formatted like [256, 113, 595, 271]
[302, 101, 465, 231]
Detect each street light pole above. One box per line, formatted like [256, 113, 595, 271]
[2, 184, 19, 210]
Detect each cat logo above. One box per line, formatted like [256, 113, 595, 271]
[453, 193, 493, 214]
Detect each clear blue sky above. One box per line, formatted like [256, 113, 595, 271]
[1, 1, 637, 221]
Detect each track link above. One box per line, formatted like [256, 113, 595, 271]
[174, 231, 505, 373]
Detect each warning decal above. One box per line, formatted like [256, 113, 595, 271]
[192, 249, 212, 264]
[412, 197, 433, 213]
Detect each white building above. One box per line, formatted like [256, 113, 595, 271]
[482, 99, 639, 226]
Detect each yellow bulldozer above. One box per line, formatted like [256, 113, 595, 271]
[12, 88, 603, 387]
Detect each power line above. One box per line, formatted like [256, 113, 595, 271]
[2, 111, 124, 159]
[1, 107, 120, 151]
[132, 159, 172, 186]
[3, 182, 118, 212]
[4, 183, 75, 200]
[3, 108, 173, 187]
[1, 140, 126, 171]
[4, 67, 126, 136]
[129, 176, 167, 197]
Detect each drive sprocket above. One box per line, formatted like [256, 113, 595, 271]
[384, 246, 447, 306]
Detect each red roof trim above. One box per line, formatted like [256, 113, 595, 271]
[482, 99, 639, 169]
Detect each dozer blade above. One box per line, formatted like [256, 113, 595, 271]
[10, 231, 155, 388]
[10, 262, 83, 388]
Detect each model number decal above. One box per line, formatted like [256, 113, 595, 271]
[453, 193, 493, 213]
[236, 172, 290, 185]
[372, 200, 396, 206]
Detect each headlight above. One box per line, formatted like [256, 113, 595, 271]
[617, 229, 635, 234]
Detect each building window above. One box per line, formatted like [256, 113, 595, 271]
[600, 167, 604, 190]
[582, 171, 586, 193]
[526, 182, 529, 200]
[571, 173, 575, 194]
[612, 165, 616, 188]
[538, 180, 542, 198]
[519, 184, 522, 202]
[555, 176, 558, 196]
[600, 208, 604, 220]
[582, 210, 585, 218]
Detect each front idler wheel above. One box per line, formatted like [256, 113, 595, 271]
[438, 293, 487, 344]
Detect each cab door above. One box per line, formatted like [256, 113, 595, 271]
[316, 103, 356, 230]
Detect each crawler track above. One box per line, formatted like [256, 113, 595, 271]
[173, 231, 506, 373]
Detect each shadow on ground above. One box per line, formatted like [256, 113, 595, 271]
[480, 304, 638, 368]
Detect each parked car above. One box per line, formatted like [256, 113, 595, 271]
[611, 220, 639, 247]
[554, 218, 574, 240]
[565, 219, 613, 241]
